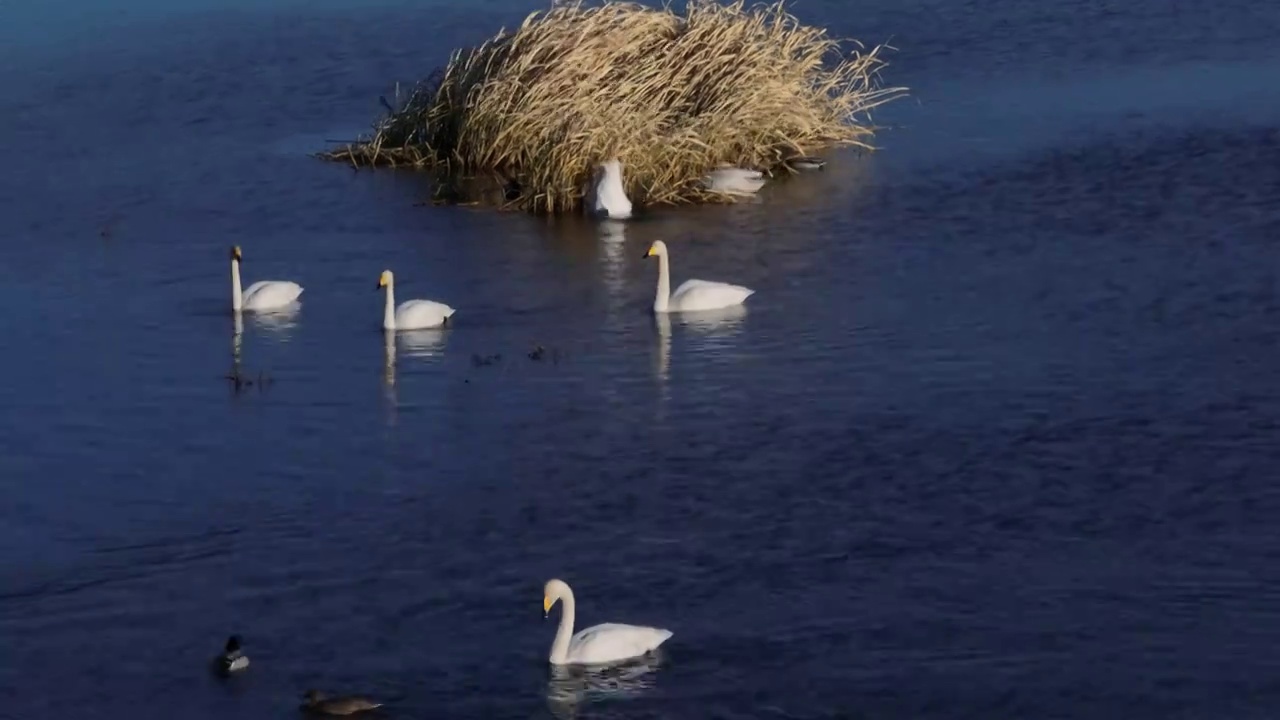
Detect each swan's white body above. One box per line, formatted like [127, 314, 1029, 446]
[543, 579, 672, 667]
[230, 247, 302, 312]
[587, 159, 633, 219]
[378, 270, 454, 330]
[703, 166, 767, 196]
[643, 240, 754, 313]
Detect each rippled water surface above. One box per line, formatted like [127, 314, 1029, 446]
[1, 0, 1279, 718]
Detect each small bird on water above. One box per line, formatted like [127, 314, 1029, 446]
[213, 635, 249, 675]
[300, 690, 382, 715]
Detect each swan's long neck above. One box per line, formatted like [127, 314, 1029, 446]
[383, 280, 396, 330]
[595, 163, 632, 218]
[602, 164, 625, 197]
[231, 258, 243, 311]
[654, 251, 671, 312]
[549, 590, 576, 664]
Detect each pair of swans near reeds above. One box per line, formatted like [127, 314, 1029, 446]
[587, 158, 767, 222]
[230, 236, 753, 320]
[229, 246, 456, 330]
[588, 158, 757, 313]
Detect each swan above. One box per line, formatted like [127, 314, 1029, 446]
[543, 578, 672, 666]
[230, 245, 303, 312]
[642, 240, 754, 313]
[377, 269, 455, 330]
[586, 158, 633, 219]
[702, 166, 766, 196]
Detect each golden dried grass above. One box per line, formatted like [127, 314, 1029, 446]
[321, 0, 906, 213]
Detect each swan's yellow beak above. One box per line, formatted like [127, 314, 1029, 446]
[231, 246, 242, 261]
[543, 595, 553, 617]
[377, 271, 389, 289]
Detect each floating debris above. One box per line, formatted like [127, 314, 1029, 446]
[224, 368, 273, 395]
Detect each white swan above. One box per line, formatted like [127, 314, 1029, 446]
[378, 269, 455, 330]
[702, 166, 766, 196]
[642, 240, 754, 313]
[586, 158, 633, 219]
[230, 246, 303, 312]
[543, 579, 672, 666]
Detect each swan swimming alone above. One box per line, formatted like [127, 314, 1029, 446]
[586, 158, 633, 219]
[543, 578, 672, 666]
[702, 166, 767, 196]
[230, 245, 303, 312]
[377, 269, 455, 330]
[642, 240, 754, 313]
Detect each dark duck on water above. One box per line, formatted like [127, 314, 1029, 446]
[213, 634, 249, 675]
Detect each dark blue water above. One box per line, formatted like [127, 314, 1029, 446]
[2, 0, 1279, 718]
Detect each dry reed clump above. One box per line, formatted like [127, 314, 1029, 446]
[321, 0, 906, 213]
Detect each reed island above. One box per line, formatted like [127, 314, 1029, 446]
[320, 0, 905, 214]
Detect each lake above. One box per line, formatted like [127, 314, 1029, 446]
[1, 0, 1278, 718]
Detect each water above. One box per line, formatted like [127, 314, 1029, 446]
[1, 0, 1279, 717]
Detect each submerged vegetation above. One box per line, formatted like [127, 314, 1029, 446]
[320, 0, 906, 213]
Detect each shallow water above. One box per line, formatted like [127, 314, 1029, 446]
[1, 0, 1279, 718]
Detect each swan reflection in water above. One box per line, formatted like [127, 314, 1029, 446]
[230, 303, 304, 367]
[652, 303, 750, 382]
[545, 652, 666, 720]
[231, 310, 244, 369]
[677, 302, 748, 333]
[396, 328, 449, 359]
[381, 328, 448, 424]
[244, 302, 301, 339]
[653, 311, 672, 383]
[598, 219, 627, 243]
[598, 219, 628, 315]
[382, 330, 398, 424]
[381, 327, 449, 370]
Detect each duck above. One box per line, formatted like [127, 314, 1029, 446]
[543, 578, 672, 666]
[300, 690, 382, 715]
[585, 158, 633, 219]
[786, 156, 827, 172]
[377, 270, 455, 330]
[213, 635, 249, 675]
[230, 245, 303, 312]
[642, 240, 754, 313]
[702, 166, 767, 196]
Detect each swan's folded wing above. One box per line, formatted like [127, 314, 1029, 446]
[242, 280, 303, 309]
[395, 299, 455, 328]
[670, 279, 754, 310]
[568, 623, 673, 665]
[398, 299, 455, 315]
